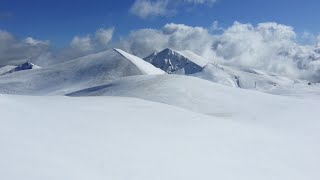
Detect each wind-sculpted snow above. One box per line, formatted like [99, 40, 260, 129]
[0, 49, 164, 95]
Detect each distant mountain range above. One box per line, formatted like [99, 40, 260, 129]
[0, 48, 318, 97]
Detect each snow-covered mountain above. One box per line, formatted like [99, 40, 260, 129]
[144, 48, 208, 74]
[1, 48, 320, 180]
[142, 48, 312, 96]
[192, 63, 307, 93]
[0, 49, 164, 95]
[0, 62, 40, 76]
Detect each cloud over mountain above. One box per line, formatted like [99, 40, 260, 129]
[117, 22, 320, 82]
[0, 30, 50, 66]
[1, 22, 320, 82]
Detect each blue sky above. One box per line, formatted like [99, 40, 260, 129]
[0, 0, 319, 47]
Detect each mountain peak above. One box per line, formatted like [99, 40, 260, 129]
[14, 62, 41, 71]
[162, 47, 174, 52]
[144, 48, 207, 74]
[0, 61, 41, 76]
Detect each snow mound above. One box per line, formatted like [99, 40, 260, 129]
[69, 74, 319, 122]
[144, 48, 208, 74]
[0, 49, 164, 95]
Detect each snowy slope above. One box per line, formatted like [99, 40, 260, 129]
[0, 49, 164, 95]
[0, 62, 40, 76]
[69, 74, 320, 127]
[142, 48, 314, 97]
[0, 65, 16, 76]
[115, 48, 164, 74]
[144, 48, 208, 74]
[1, 91, 320, 180]
[194, 63, 296, 89]
[2, 62, 41, 75]
[191, 62, 320, 97]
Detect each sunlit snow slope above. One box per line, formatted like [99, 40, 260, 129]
[1, 93, 319, 180]
[0, 49, 164, 95]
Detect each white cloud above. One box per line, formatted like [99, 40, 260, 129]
[0, 30, 50, 66]
[212, 22, 320, 81]
[63, 27, 114, 61]
[130, 0, 216, 18]
[0, 27, 114, 66]
[210, 20, 224, 32]
[70, 27, 114, 53]
[1, 23, 320, 82]
[183, 0, 216, 4]
[117, 23, 214, 59]
[24, 37, 49, 46]
[130, 0, 171, 19]
[70, 36, 94, 52]
[117, 22, 320, 82]
[95, 28, 114, 46]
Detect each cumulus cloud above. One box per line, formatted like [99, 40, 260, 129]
[0, 27, 114, 66]
[69, 27, 114, 52]
[211, 22, 320, 81]
[130, 0, 216, 18]
[0, 30, 50, 66]
[117, 23, 214, 59]
[117, 22, 320, 82]
[70, 36, 93, 52]
[130, 0, 171, 18]
[55, 27, 114, 62]
[1, 22, 320, 82]
[95, 28, 114, 46]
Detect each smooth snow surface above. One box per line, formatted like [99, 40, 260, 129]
[69, 75, 320, 129]
[1, 93, 319, 180]
[0, 49, 164, 95]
